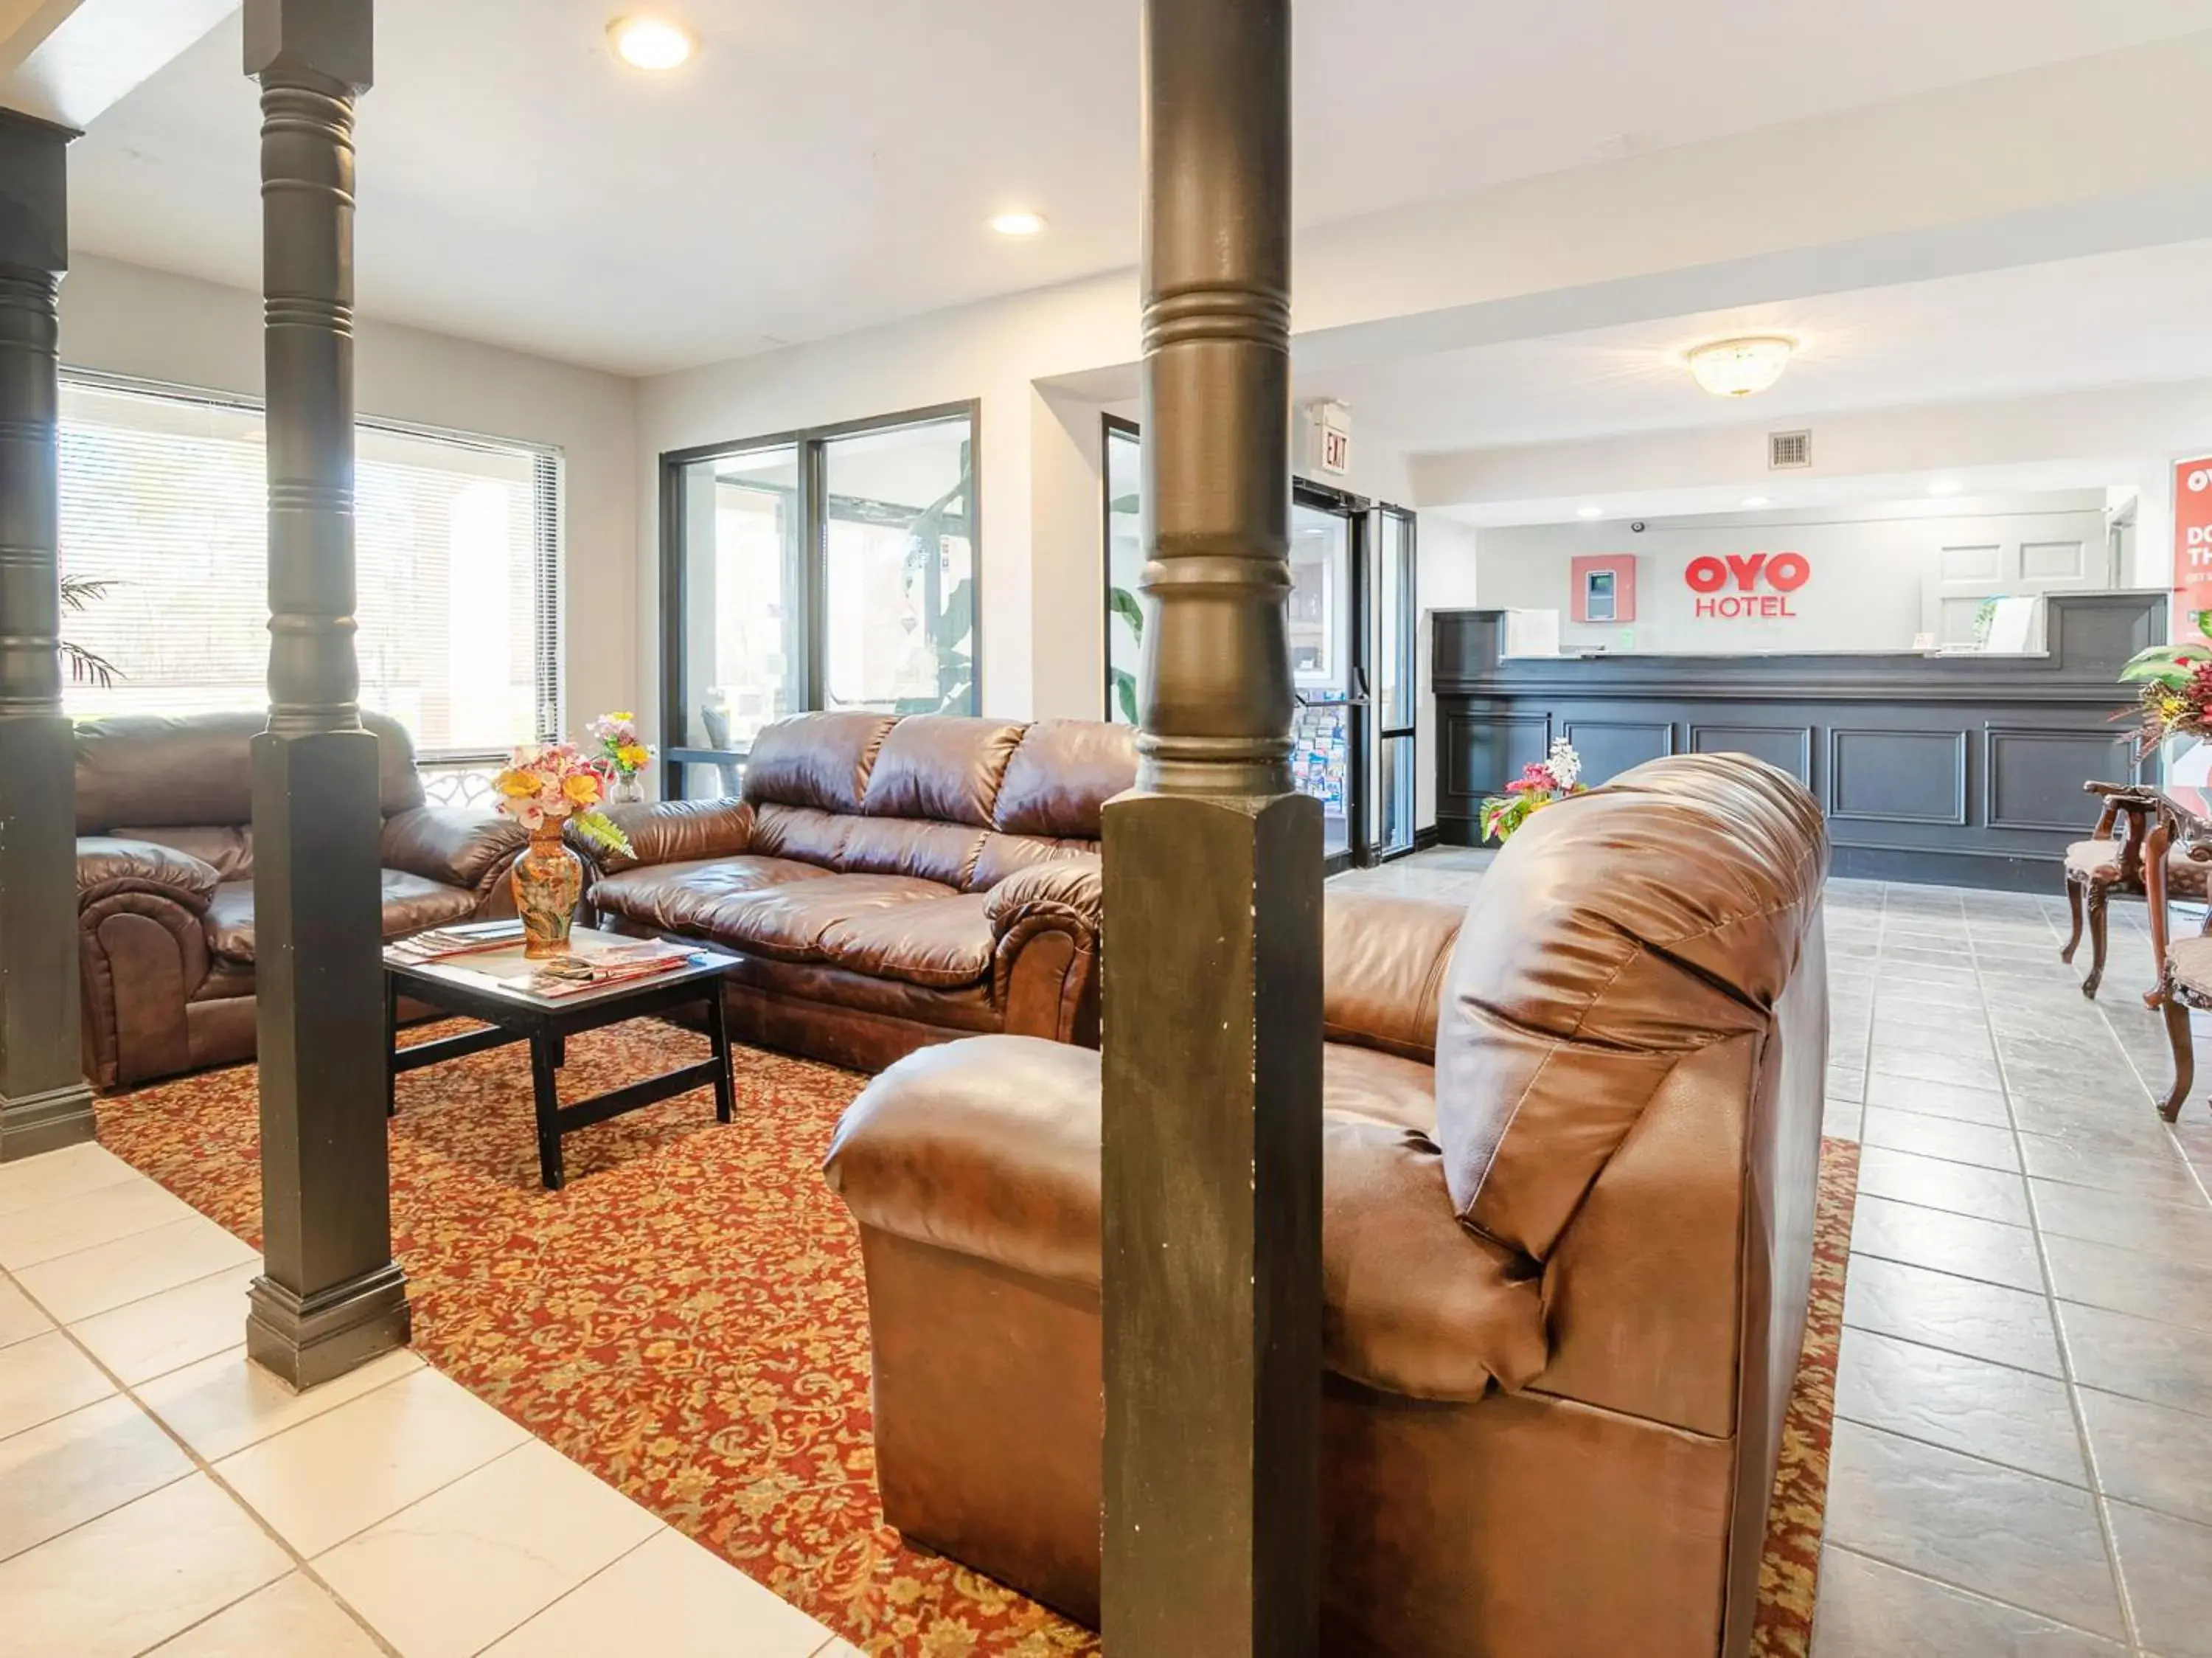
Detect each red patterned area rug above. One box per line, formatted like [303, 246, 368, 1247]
[98, 1023, 1860, 1657]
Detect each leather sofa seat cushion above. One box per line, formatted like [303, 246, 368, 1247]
[1324, 892, 1464, 1063]
[743, 712, 894, 814]
[1324, 1043, 1439, 1136]
[201, 870, 479, 965]
[820, 893, 995, 988]
[591, 855, 835, 937]
[992, 720, 1137, 839]
[861, 715, 1026, 828]
[1434, 752, 1829, 1263]
[825, 1035, 1546, 1398]
[726, 953, 1001, 1033]
[703, 874, 957, 964]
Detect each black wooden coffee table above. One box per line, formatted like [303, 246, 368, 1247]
[383, 926, 737, 1190]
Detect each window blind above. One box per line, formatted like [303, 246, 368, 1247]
[58, 374, 563, 763]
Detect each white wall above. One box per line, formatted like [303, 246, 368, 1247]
[1470, 496, 2115, 656]
[57, 255, 644, 734]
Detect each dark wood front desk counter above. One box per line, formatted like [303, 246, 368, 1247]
[1433, 592, 2165, 889]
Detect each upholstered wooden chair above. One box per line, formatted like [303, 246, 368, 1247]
[2157, 840, 2212, 1121]
[2062, 782, 2208, 999]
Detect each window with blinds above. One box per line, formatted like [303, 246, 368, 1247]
[58, 374, 563, 762]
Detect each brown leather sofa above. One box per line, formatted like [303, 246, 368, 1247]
[77, 712, 527, 1091]
[577, 711, 1136, 1073]
[824, 752, 1830, 1657]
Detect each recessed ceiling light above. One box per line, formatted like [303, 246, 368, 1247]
[608, 16, 695, 70]
[1687, 336, 1795, 398]
[1576, 505, 1604, 520]
[1742, 495, 1770, 507]
[988, 211, 1048, 237]
[1928, 479, 1962, 496]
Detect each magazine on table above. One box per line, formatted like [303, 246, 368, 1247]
[383, 919, 528, 965]
[524, 939, 701, 996]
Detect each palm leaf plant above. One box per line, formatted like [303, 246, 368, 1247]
[61, 575, 122, 687]
[2119, 609, 2212, 757]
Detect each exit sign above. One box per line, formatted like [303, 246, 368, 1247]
[1312, 401, 1352, 476]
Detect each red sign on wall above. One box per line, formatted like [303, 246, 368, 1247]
[1683, 551, 1811, 620]
[2174, 457, 2212, 644]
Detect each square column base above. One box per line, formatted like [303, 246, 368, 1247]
[247, 1260, 410, 1392]
[0, 1081, 98, 1162]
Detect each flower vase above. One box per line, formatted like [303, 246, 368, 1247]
[608, 773, 646, 805]
[513, 827, 584, 959]
[2167, 732, 2212, 791]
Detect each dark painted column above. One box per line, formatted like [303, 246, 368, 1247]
[0, 111, 94, 1164]
[1099, 1, 1321, 1654]
[242, 0, 408, 1389]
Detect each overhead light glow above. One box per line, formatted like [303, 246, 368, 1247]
[1742, 496, 1770, 507]
[608, 16, 695, 70]
[1576, 505, 1604, 520]
[1686, 336, 1795, 399]
[1928, 479, 1963, 496]
[988, 211, 1048, 237]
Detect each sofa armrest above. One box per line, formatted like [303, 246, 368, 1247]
[380, 806, 528, 891]
[825, 1034, 1548, 1401]
[567, 798, 752, 876]
[76, 837, 221, 912]
[984, 853, 1101, 940]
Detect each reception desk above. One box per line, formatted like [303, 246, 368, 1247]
[1432, 591, 2166, 889]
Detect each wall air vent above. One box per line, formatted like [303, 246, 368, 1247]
[1768, 429, 1812, 471]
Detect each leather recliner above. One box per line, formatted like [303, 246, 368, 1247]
[76, 711, 527, 1091]
[575, 711, 1137, 1072]
[823, 752, 1831, 1657]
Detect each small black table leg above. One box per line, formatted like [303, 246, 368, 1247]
[384, 973, 400, 1118]
[550, 1033, 566, 1069]
[706, 983, 734, 1125]
[529, 1029, 566, 1190]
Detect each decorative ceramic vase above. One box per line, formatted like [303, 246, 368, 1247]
[513, 827, 583, 959]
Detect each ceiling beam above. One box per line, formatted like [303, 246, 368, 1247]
[1, 0, 236, 131]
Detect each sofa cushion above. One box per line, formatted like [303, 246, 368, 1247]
[748, 803, 857, 870]
[111, 825, 254, 881]
[744, 712, 895, 814]
[76, 710, 424, 832]
[591, 855, 835, 937]
[841, 816, 989, 888]
[969, 831, 1098, 892]
[821, 893, 996, 989]
[201, 869, 479, 965]
[77, 837, 223, 909]
[1324, 1043, 1439, 1136]
[1324, 892, 1464, 1064]
[700, 874, 958, 964]
[1433, 752, 1829, 1263]
[993, 720, 1137, 838]
[862, 715, 1026, 828]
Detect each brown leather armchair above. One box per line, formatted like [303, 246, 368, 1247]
[75, 712, 526, 1091]
[824, 752, 1831, 1657]
[574, 712, 1136, 1072]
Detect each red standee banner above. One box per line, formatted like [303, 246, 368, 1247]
[2174, 457, 2212, 642]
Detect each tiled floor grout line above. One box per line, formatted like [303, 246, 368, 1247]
[1977, 895, 2145, 1656]
[1818, 1539, 2134, 1651]
[0, 1249, 411, 1658]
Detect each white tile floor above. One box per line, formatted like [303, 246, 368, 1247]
[7, 850, 2211, 1657]
[0, 1144, 857, 1658]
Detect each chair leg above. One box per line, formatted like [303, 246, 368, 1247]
[2060, 875, 2085, 964]
[2082, 889, 2110, 999]
[2160, 991, 2195, 1123]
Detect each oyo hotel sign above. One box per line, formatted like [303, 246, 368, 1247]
[1683, 551, 1811, 620]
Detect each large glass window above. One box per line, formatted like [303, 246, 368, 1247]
[662, 404, 978, 798]
[1103, 417, 1142, 725]
[58, 375, 562, 762]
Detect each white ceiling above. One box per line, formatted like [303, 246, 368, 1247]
[65, 0, 2212, 376]
[1310, 241, 2212, 459]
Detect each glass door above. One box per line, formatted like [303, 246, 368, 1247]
[1290, 482, 1367, 873]
[1367, 506, 1418, 860]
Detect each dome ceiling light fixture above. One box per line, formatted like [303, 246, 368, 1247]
[608, 15, 696, 71]
[988, 211, 1048, 237]
[1686, 336, 1795, 399]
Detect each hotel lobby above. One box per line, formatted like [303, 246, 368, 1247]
[7, 3, 2212, 1655]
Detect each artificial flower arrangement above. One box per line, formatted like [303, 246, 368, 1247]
[586, 710, 654, 793]
[492, 742, 634, 857]
[2119, 608, 2212, 756]
[1480, 738, 1587, 844]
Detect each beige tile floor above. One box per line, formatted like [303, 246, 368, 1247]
[0, 1145, 858, 1657]
[5, 848, 2209, 1655]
